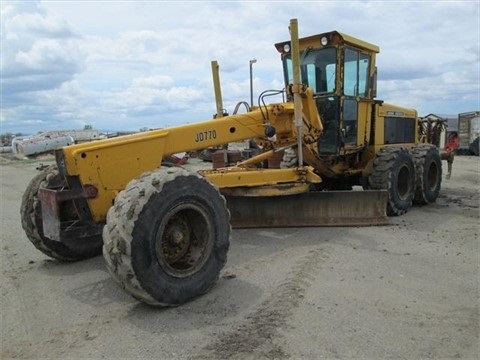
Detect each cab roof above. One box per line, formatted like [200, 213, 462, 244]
[275, 30, 380, 54]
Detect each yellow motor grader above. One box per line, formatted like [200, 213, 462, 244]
[21, 19, 443, 306]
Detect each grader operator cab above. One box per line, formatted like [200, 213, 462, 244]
[21, 19, 442, 306]
[272, 28, 441, 212]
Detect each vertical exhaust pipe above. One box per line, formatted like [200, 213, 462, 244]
[211, 60, 224, 119]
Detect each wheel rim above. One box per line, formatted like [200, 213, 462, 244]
[155, 203, 214, 278]
[397, 165, 412, 200]
[427, 161, 439, 191]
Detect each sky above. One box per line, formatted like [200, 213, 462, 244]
[1, 0, 479, 135]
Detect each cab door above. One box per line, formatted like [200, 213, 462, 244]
[342, 48, 371, 146]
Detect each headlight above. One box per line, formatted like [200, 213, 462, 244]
[321, 36, 328, 46]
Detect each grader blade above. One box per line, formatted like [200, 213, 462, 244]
[226, 190, 389, 227]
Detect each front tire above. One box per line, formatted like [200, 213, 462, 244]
[20, 165, 103, 261]
[280, 147, 299, 168]
[369, 147, 416, 216]
[412, 144, 442, 204]
[103, 167, 231, 307]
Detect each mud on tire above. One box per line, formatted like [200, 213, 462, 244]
[20, 165, 103, 261]
[412, 144, 442, 205]
[102, 167, 231, 307]
[368, 147, 416, 216]
[280, 148, 298, 169]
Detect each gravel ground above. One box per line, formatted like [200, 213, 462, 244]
[1, 154, 479, 360]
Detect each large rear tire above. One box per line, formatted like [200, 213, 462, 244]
[20, 165, 103, 261]
[103, 167, 230, 307]
[369, 148, 416, 216]
[412, 144, 442, 205]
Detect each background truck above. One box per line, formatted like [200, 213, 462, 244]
[458, 111, 480, 156]
[21, 19, 443, 307]
[10, 129, 106, 159]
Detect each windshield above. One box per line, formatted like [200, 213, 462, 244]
[284, 48, 337, 95]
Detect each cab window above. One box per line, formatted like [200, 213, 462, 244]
[344, 48, 370, 97]
[284, 48, 337, 95]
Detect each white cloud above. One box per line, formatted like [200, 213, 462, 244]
[1, 0, 84, 105]
[1, 0, 479, 134]
[15, 38, 80, 71]
[132, 75, 175, 89]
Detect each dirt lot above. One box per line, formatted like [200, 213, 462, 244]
[1, 154, 479, 359]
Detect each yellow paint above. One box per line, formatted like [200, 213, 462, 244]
[60, 89, 323, 222]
